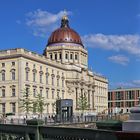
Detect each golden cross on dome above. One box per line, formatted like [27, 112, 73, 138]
[62, 9, 68, 20]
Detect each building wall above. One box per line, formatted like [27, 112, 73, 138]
[94, 75, 108, 114]
[108, 88, 140, 114]
[0, 48, 108, 116]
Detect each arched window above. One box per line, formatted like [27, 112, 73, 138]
[2, 71, 5, 81]
[75, 54, 78, 60]
[65, 53, 68, 59]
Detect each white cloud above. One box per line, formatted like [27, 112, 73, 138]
[108, 55, 129, 65]
[110, 80, 140, 89]
[26, 9, 71, 37]
[82, 34, 140, 56]
[132, 80, 140, 85]
[16, 20, 21, 24]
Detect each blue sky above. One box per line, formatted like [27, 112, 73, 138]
[0, 0, 140, 89]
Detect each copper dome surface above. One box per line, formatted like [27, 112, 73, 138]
[47, 16, 83, 47]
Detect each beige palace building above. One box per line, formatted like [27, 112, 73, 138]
[0, 15, 108, 116]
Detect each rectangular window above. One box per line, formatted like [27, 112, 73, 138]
[12, 71, 15, 80]
[57, 78, 59, 86]
[2, 103, 5, 114]
[46, 74, 48, 84]
[11, 103, 16, 113]
[26, 71, 29, 81]
[12, 88, 15, 97]
[50, 53, 52, 59]
[59, 53, 62, 59]
[40, 74, 42, 83]
[2, 63, 5, 67]
[26, 88, 29, 97]
[52, 77, 54, 86]
[2, 72, 5, 81]
[12, 62, 15, 66]
[70, 54, 73, 59]
[65, 53, 68, 59]
[33, 73, 36, 82]
[52, 90, 54, 99]
[57, 91, 59, 98]
[26, 62, 28, 66]
[55, 53, 57, 60]
[2, 89, 5, 97]
[75, 54, 78, 60]
[46, 89, 49, 98]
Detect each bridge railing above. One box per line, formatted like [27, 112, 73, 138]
[0, 121, 118, 140]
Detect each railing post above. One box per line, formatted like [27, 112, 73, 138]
[25, 133, 30, 140]
[26, 119, 44, 140]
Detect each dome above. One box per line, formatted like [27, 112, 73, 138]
[47, 15, 83, 47]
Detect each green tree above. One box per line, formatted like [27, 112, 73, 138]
[77, 94, 89, 115]
[19, 89, 33, 118]
[35, 93, 46, 118]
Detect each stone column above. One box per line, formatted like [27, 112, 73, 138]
[75, 87, 78, 109]
[88, 90, 91, 109]
[62, 49, 65, 63]
[92, 90, 95, 110]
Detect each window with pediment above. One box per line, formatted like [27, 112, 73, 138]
[11, 69, 15, 80]
[12, 88, 16, 97]
[32, 69, 37, 82]
[39, 70, 43, 83]
[46, 68, 49, 84]
[25, 67, 30, 81]
[1, 89, 5, 97]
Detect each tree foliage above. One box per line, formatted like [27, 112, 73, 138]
[34, 93, 46, 118]
[77, 94, 89, 114]
[19, 89, 33, 117]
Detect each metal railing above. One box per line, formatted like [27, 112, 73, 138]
[1, 120, 140, 140]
